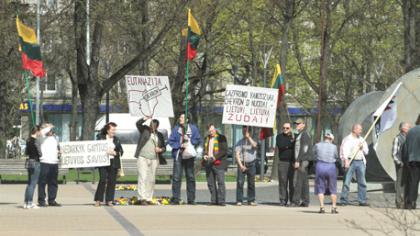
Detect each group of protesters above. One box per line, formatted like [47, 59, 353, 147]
[23, 113, 420, 212]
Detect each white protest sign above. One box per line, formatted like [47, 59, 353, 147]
[60, 140, 109, 168]
[222, 84, 278, 128]
[125, 75, 174, 118]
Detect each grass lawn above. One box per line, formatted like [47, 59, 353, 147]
[0, 169, 238, 184]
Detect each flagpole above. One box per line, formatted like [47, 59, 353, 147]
[35, 0, 41, 125]
[184, 9, 190, 134]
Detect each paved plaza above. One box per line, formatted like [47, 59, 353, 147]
[0, 181, 419, 236]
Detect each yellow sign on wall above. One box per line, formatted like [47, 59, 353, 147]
[19, 102, 29, 111]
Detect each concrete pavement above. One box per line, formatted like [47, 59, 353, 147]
[0, 182, 419, 236]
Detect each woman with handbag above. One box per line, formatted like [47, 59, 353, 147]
[23, 126, 42, 209]
[134, 117, 166, 205]
[94, 122, 123, 207]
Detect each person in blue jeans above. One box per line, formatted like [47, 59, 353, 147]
[168, 114, 201, 205]
[24, 126, 42, 209]
[235, 126, 258, 206]
[339, 124, 369, 206]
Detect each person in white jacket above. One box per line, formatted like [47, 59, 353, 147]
[339, 124, 369, 206]
[38, 123, 61, 207]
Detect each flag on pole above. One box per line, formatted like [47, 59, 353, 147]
[372, 82, 402, 149]
[183, 9, 201, 136]
[260, 64, 285, 140]
[16, 16, 46, 78]
[186, 9, 202, 61]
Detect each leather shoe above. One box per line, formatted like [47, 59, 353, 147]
[48, 201, 61, 207]
[38, 202, 47, 207]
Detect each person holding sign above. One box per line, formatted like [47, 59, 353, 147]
[339, 124, 369, 206]
[38, 124, 61, 207]
[235, 126, 258, 206]
[94, 122, 124, 207]
[203, 124, 228, 206]
[168, 114, 202, 205]
[134, 117, 166, 205]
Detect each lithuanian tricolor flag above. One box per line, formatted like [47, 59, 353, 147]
[16, 16, 46, 78]
[271, 64, 285, 107]
[260, 64, 286, 140]
[186, 9, 201, 61]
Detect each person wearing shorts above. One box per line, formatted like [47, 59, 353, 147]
[313, 133, 339, 214]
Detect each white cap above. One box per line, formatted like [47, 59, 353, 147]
[324, 133, 334, 140]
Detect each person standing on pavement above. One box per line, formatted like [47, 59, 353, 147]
[392, 122, 410, 209]
[275, 122, 295, 206]
[235, 126, 258, 206]
[38, 124, 62, 207]
[291, 118, 312, 207]
[134, 117, 166, 205]
[168, 113, 202, 205]
[313, 133, 339, 214]
[402, 115, 420, 209]
[339, 124, 369, 206]
[203, 124, 228, 206]
[23, 126, 42, 209]
[94, 122, 124, 207]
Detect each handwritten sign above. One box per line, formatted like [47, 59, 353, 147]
[60, 140, 109, 168]
[222, 85, 278, 128]
[126, 75, 174, 118]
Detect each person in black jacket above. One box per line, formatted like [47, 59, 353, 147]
[24, 126, 42, 209]
[94, 122, 123, 207]
[276, 122, 295, 206]
[203, 124, 228, 206]
[291, 118, 313, 207]
[134, 117, 166, 205]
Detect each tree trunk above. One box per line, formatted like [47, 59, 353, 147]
[272, 0, 294, 180]
[138, 0, 149, 74]
[69, 77, 79, 141]
[316, 0, 331, 142]
[79, 84, 100, 140]
[402, 0, 417, 72]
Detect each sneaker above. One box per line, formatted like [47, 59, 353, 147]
[23, 203, 28, 209]
[38, 202, 48, 207]
[48, 201, 62, 207]
[359, 202, 370, 207]
[187, 201, 196, 205]
[319, 207, 325, 214]
[331, 207, 339, 214]
[248, 202, 257, 206]
[219, 203, 226, 206]
[236, 202, 242, 206]
[27, 203, 39, 209]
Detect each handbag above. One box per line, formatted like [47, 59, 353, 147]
[24, 159, 36, 169]
[181, 139, 197, 159]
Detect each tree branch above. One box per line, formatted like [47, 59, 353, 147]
[100, 0, 188, 96]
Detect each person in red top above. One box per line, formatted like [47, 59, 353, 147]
[203, 124, 228, 206]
